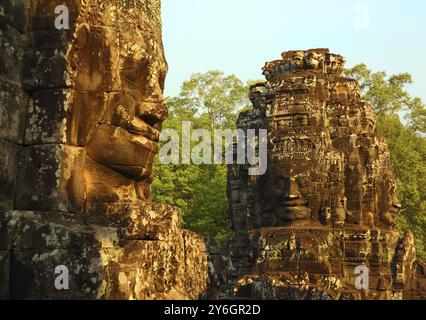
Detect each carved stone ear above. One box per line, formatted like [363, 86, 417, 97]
[75, 23, 90, 50]
[68, 24, 90, 74]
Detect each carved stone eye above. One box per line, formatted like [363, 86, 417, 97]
[120, 67, 139, 85]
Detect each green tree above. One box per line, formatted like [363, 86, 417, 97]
[172, 70, 251, 129]
[346, 64, 415, 117]
[152, 71, 253, 244]
[346, 64, 426, 259]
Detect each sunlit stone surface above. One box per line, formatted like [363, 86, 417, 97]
[227, 49, 426, 300]
[0, 0, 207, 300]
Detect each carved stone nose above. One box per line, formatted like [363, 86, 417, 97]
[391, 192, 401, 209]
[289, 179, 300, 199]
[283, 177, 301, 200]
[393, 202, 402, 209]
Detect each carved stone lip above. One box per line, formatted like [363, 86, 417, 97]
[281, 199, 306, 207]
[126, 117, 160, 153]
[113, 122, 159, 153]
[130, 132, 159, 153]
[126, 118, 161, 142]
[277, 205, 311, 220]
[113, 104, 162, 143]
[87, 124, 159, 162]
[389, 205, 400, 214]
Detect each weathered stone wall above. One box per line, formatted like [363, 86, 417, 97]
[409, 261, 426, 300]
[0, 0, 208, 300]
[227, 49, 426, 300]
[205, 237, 235, 299]
[0, 0, 29, 212]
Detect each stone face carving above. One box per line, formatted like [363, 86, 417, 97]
[227, 49, 425, 300]
[245, 49, 400, 229]
[0, 0, 207, 299]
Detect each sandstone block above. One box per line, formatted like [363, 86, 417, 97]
[23, 46, 70, 90]
[0, 0, 30, 33]
[24, 89, 108, 146]
[24, 89, 70, 145]
[0, 250, 9, 299]
[0, 210, 207, 300]
[0, 142, 20, 210]
[85, 202, 181, 240]
[15, 144, 85, 213]
[0, 81, 28, 144]
[183, 230, 209, 296]
[0, 23, 25, 86]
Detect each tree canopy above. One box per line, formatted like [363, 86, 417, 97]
[152, 70, 253, 244]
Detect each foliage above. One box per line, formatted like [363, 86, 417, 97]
[346, 64, 415, 116]
[152, 70, 253, 244]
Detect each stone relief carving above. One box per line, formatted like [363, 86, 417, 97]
[227, 49, 423, 300]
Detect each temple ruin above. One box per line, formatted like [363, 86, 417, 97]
[0, 0, 425, 301]
[227, 49, 426, 300]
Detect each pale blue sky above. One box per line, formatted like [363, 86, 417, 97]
[162, 0, 426, 102]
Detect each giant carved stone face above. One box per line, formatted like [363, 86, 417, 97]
[229, 50, 411, 301]
[66, 3, 168, 202]
[253, 49, 400, 228]
[267, 95, 332, 224]
[80, 26, 167, 181]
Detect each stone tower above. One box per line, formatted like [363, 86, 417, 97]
[0, 0, 207, 299]
[227, 49, 426, 300]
